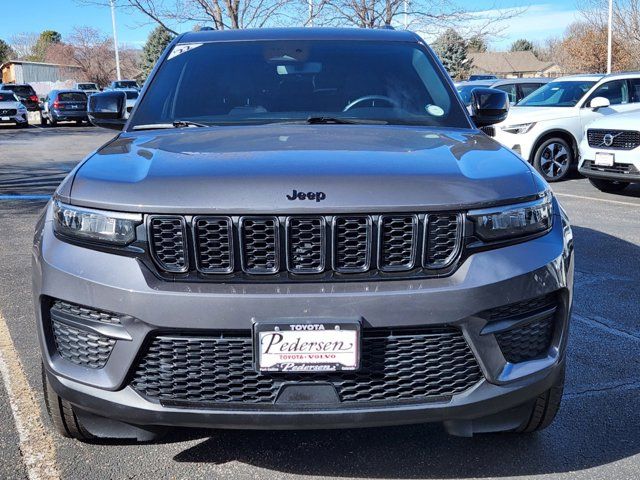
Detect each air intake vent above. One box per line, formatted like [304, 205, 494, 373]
[193, 216, 234, 273]
[286, 217, 326, 273]
[148, 216, 188, 272]
[378, 215, 418, 271]
[240, 217, 279, 274]
[424, 214, 462, 269]
[333, 216, 372, 272]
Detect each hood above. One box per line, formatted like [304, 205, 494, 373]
[0, 100, 22, 109]
[585, 110, 640, 129]
[501, 106, 577, 125]
[67, 124, 538, 214]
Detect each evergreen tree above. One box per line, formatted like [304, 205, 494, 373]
[467, 35, 487, 53]
[141, 27, 175, 80]
[510, 38, 534, 52]
[30, 30, 62, 61]
[432, 29, 471, 80]
[0, 39, 13, 63]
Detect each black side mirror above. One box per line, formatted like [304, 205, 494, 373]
[470, 88, 509, 128]
[88, 91, 126, 130]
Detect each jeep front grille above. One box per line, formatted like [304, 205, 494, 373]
[147, 213, 464, 280]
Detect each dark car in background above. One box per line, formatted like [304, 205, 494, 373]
[0, 83, 41, 111]
[41, 90, 88, 126]
[457, 78, 551, 106]
[107, 80, 139, 91]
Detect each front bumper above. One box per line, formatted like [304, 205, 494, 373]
[578, 142, 640, 182]
[34, 202, 574, 430]
[0, 112, 27, 124]
[493, 128, 538, 162]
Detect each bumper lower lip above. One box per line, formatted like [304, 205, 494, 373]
[45, 362, 564, 430]
[579, 166, 640, 182]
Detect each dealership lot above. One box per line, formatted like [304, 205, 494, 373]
[0, 126, 638, 480]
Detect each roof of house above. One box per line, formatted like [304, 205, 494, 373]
[0, 60, 82, 70]
[469, 51, 556, 75]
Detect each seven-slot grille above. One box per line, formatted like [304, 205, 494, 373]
[587, 129, 640, 150]
[130, 327, 482, 406]
[147, 213, 463, 278]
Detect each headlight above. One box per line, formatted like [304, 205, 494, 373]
[53, 200, 141, 245]
[500, 122, 536, 134]
[469, 191, 553, 241]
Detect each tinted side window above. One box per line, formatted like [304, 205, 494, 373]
[494, 84, 516, 103]
[588, 80, 629, 105]
[628, 78, 640, 102]
[519, 83, 544, 99]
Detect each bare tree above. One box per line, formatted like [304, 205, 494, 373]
[76, 0, 522, 39]
[9, 32, 39, 60]
[77, 0, 298, 31]
[46, 27, 140, 86]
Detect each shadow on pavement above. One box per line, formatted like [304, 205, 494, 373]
[164, 226, 639, 478]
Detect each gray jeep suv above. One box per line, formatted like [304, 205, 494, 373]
[34, 28, 573, 442]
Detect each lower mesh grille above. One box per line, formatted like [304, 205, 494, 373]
[131, 328, 482, 406]
[482, 292, 559, 363]
[496, 315, 554, 363]
[51, 319, 115, 369]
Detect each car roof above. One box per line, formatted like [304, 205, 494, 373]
[552, 74, 606, 82]
[180, 27, 420, 44]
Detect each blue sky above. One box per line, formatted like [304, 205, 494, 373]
[0, 0, 580, 50]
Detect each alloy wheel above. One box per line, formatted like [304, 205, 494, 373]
[540, 142, 570, 180]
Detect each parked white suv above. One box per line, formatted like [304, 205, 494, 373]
[493, 72, 640, 181]
[578, 110, 640, 192]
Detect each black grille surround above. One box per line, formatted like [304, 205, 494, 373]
[145, 213, 464, 282]
[130, 327, 483, 408]
[481, 292, 559, 363]
[587, 129, 640, 150]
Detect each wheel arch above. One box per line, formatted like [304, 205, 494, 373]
[529, 129, 578, 165]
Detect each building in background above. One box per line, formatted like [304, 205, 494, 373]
[0, 60, 84, 96]
[469, 51, 563, 78]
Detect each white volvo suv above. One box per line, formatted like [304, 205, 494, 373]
[578, 110, 640, 192]
[493, 72, 640, 182]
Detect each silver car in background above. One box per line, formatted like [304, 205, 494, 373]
[0, 90, 29, 127]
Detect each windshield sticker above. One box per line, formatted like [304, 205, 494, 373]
[167, 43, 203, 60]
[426, 105, 445, 117]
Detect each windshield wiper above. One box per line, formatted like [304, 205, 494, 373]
[305, 116, 387, 125]
[132, 120, 208, 131]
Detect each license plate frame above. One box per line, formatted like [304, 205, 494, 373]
[595, 152, 615, 167]
[1, 116, 9, 121]
[253, 319, 361, 373]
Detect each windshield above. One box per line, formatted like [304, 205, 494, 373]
[456, 84, 491, 105]
[115, 81, 137, 89]
[0, 92, 18, 102]
[518, 80, 597, 107]
[125, 90, 139, 100]
[130, 40, 469, 129]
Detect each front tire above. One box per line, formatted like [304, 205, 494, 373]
[513, 367, 564, 433]
[588, 178, 630, 193]
[42, 363, 95, 441]
[533, 138, 573, 182]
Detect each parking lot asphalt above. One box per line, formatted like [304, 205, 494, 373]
[0, 125, 638, 480]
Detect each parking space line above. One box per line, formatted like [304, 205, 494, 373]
[0, 312, 60, 480]
[555, 192, 640, 207]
